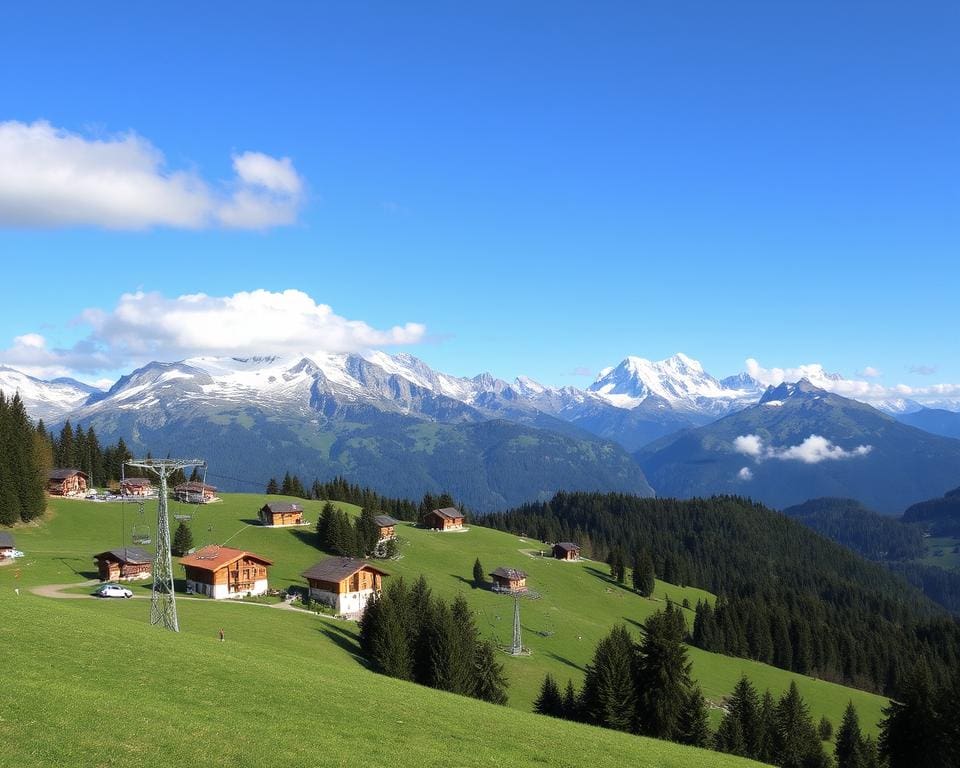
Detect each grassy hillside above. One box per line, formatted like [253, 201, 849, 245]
[5, 494, 889, 745]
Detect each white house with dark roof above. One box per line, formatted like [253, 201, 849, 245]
[0, 532, 15, 560]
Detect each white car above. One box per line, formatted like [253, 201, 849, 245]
[94, 584, 133, 599]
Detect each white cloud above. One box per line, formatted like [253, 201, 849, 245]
[733, 433, 872, 464]
[745, 358, 960, 407]
[0, 120, 305, 230]
[737, 466, 754, 481]
[733, 434, 764, 457]
[860, 366, 881, 378]
[0, 289, 426, 377]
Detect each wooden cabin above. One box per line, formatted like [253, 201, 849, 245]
[302, 558, 389, 619]
[374, 514, 399, 542]
[173, 481, 217, 504]
[180, 546, 272, 599]
[258, 502, 304, 526]
[422, 507, 465, 531]
[489, 566, 528, 593]
[94, 547, 152, 581]
[47, 468, 88, 497]
[120, 477, 153, 496]
[552, 542, 581, 561]
[0, 532, 14, 560]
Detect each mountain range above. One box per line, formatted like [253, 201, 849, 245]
[2, 352, 959, 512]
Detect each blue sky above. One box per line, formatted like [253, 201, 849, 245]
[0, 2, 957, 393]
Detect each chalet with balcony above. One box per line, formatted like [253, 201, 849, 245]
[489, 566, 528, 593]
[180, 546, 272, 599]
[0, 532, 14, 560]
[258, 502, 304, 527]
[552, 542, 581, 561]
[374, 514, 399, 542]
[94, 547, 152, 581]
[48, 468, 88, 497]
[422, 507, 465, 531]
[302, 558, 389, 619]
[173, 481, 217, 504]
[120, 477, 153, 496]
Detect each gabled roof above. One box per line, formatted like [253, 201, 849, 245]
[262, 502, 302, 514]
[554, 541, 580, 552]
[490, 567, 527, 581]
[174, 482, 217, 492]
[179, 546, 272, 572]
[94, 547, 152, 564]
[48, 468, 86, 480]
[374, 514, 399, 527]
[121, 477, 152, 486]
[429, 507, 464, 520]
[302, 557, 390, 583]
[0, 532, 14, 548]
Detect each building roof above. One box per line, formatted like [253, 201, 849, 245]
[174, 482, 217, 492]
[374, 514, 399, 527]
[94, 547, 152, 564]
[0, 532, 14, 548]
[429, 507, 464, 520]
[121, 477, 152, 486]
[302, 557, 390, 583]
[554, 541, 581, 552]
[490, 567, 527, 581]
[262, 502, 302, 514]
[179, 546, 272, 572]
[48, 468, 86, 480]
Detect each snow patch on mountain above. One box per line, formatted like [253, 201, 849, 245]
[0, 365, 101, 422]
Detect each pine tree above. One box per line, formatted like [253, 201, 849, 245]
[172, 521, 194, 556]
[715, 710, 746, 755]
[473, 640, 508, 705]
[534, 673, 563, 717]
[266, 477, 279, 494]
[426, 598, 475, 695]
[756, 690, 778, 764]
[818, 715, 833, 741]
[579, 624, 636, 732]
[631, 548, 655, 596]
[725, 675, 761, 758]
[281, 471, 293, 496]
[634, 603, 691, 740]
[775, 681, 825, 768]
[370, 581, 414, 680]
[354, 507, 379, 556]
[879, 658, 945, 768]
[562, 679, 578, 721]
[472, 558, 485, 587]
[316, 501, 335, 549]
[835, 702, 864, 768]
[676, 684, 711, 748]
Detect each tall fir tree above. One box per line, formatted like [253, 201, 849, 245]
[472, 557, 485, 587]
[835, 701, 864, 768]
[534, 673, 563, 717]
[579, 624, 636, 733]
[472, 640, 508, 705]
[676, 684, 711, 748]
[775, 681, 826, 768]
[879, 658, 946, 768]
[631, 548, 655, 596]
[634, 602, 692, 740]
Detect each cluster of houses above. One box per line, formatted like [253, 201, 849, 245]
[45, 467, 221, 505]
[82, 495, 580, 620]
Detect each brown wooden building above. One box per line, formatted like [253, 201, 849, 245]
[48, 468, 88, 496]
[173, 481, 217, 504]
[180, 546, 272, 599]
[489, 566, 528, 593]
[552, 542, 581, 561]
[258, 502, 304, 526]
[302, 558, 389, 618]
[94, 547, 152, 581]
[374, 514, 399, 541]
[422, 507, 465, 531]
[120, 477, 153, 496]
[0, 532, 14, 560]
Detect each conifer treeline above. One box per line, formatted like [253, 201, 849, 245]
[0, 393, 49, 525]
[486, 491, 960, 696]
[315, 502, 397, 559]
[358, 575, 508, 705]
[46, 419, 148, 488]
[266, 473, 465, 524]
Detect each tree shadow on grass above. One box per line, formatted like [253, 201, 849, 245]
[318, 626, 367, 666]
[544, 651, 586, 674]
[290, 529, 323, 550]
[450, 574, 483, 590]
[584, 565, 633, 595]
[56, 557, 92, 578]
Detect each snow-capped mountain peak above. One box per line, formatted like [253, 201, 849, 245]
[0, 365, 102, 422]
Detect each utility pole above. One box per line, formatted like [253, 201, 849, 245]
[509, 592, 523, 656]
[125, 458, 206, 632]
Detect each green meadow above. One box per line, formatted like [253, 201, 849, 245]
[0, 493, 890, 766]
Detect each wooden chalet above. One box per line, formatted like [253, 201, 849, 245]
[552, 542, 581, 561]
[180, 546, 272, 599]
[120, 477, 153, 496]
[47, 468, 88, 497]
[0, 532, 14, 560]
[258, 502, 304, 526]
[374, 514, 399, 542]
[94, 547, 152, 581]
[422, 507, 465, 531]
[302, 558, 389, 618]
[489, 566, 528, 593]
[173, 481, 217, 504]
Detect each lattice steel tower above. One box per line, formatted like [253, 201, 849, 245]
[509, 592, 524, 655]
[125, 458, 206, 632]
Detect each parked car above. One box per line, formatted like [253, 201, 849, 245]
[94, 584, 133, 599]
[10, 549, 24, 558]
